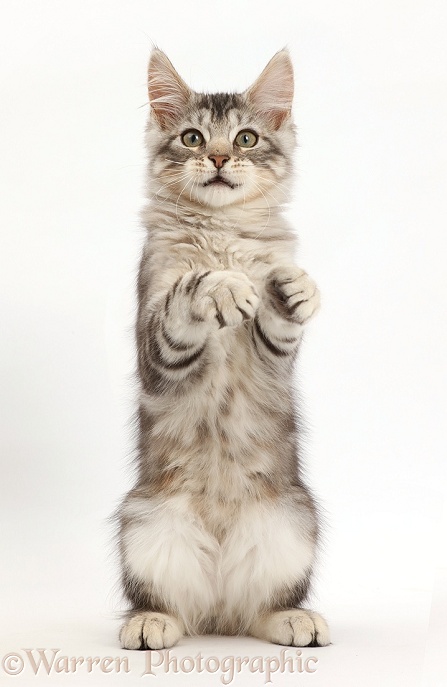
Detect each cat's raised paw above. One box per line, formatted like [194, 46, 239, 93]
[266, 266, 320, 325]
[119, 612, 184, 650]
[250, 609, 330, 647]
[194, 270, 259, 328]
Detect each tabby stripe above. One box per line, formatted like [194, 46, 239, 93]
[141, 359, 207, 396]
[139, 361, 169, 395]
[164, 291, 172, 316]
[214, 304, 225, 329]
[250, 326, 265, 362]
[229, 289, 251, 320]
[288, 298, 304, 314]
[184, 272, 199, 295]
[274, 334, 298, 344]
[192, 270, 211, 294]
[236, 305, 251, 320]
[160, 321, 193, 352]
[171, 276, 182, 295]
[164, 276, 183, 316]
[156, 134, 177, 157]
[253, 316, 290, 357]
[152, 335, 206, 370]
[184, 270, 211, 295]
[268, 296, 291, 321]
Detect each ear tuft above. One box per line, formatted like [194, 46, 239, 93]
[245, 50, 294, 130]
[148, 49, 191, 129]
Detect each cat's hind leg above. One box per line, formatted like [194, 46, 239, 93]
[219, 493, 330, 646]
[117, 492, 219, 648]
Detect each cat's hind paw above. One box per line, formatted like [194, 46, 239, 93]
[250, 609, 330, 647]
[119, 612, 184, 650]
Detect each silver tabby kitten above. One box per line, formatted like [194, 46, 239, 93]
[116, 49, 330, 649]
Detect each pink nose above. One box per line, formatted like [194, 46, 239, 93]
[208, 155, 230, 169]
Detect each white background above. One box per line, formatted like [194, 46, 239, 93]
[1, 1, 446, 685]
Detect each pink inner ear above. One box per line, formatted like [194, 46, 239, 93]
[148, 50, 191, 129]
[246, 51, 294, 130]
[269, 108, 291, 130]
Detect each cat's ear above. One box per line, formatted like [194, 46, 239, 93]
[148, 49, 191, 130]
[245, 50, 294, 130]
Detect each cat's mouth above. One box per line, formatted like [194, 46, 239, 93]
[203, 175, 237, 190]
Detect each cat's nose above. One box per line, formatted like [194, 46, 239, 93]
[208, 154, 230, 169]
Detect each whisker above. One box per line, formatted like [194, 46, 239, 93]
[154, 175, 191, 195]
[149, 172, 192, 201]
[248, 176, 285, 206]
[159, 172, 192, 183]
[189, 174, 203, 206]
[189, 173, 199, 203]
[175, 177, 195, 222]
[256, 176, 289, 195]
[250, 180, 272, 238]
[164, 159, 186, 166]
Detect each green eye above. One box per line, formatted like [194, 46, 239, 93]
[235, 130, 258, 148]
[181, 129, 203, 147]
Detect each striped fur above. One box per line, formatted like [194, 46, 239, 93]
[115, 49, 330, 650]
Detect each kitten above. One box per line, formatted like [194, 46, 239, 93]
[116, 48, 330, 650]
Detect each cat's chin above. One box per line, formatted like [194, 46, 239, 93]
[192, 184, 245, 209]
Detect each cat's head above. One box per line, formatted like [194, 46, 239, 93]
[145, 49, 296, 210]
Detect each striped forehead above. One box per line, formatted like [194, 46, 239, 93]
[195, 93, 245, 127]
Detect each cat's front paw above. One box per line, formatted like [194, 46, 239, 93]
[266, 266, 320, 324]
[194, 270, 259, 328]
[119, 612, 184, 650]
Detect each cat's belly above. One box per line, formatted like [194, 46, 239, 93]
[141, 384, 293, 507]
[139, 323, 296, 504]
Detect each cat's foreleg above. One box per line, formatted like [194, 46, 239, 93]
[251, 265, 320, 361]
[138, 269, 259, 393]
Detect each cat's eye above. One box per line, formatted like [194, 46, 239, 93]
[235, 130, 258, 148]
[181, 129, 204, 147]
